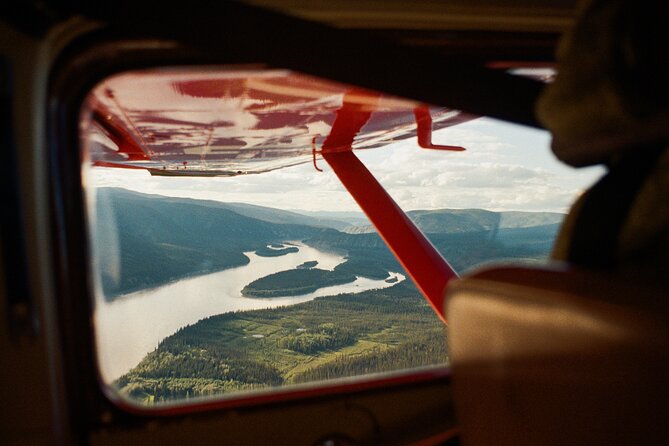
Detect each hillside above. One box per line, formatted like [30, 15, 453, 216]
[95, 188, 335, 298]
[96, 189, 564, 298]
[343, 208, 564, 235]
[115, 280, 449, 403]
[306, 223, 559, 275]
[290, 209, 369, 228]
[105, 189, 349, 229]
[213, 202, 352, 230]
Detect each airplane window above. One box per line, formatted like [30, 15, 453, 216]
[80, 67, 602, 408]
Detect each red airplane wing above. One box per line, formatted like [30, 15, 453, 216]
[82, 67, 476, 176]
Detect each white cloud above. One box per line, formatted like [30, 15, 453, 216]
[86, 117, 604, 214]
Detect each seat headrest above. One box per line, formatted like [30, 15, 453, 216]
[445, 265, 669, 446]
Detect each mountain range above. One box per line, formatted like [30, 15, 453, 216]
[95, 187, 564, 298]
[343, 208, 564, 234]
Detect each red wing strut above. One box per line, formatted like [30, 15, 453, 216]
[321, 91, 458, 322]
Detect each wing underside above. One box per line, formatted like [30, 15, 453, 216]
[81, 67, 476, 176]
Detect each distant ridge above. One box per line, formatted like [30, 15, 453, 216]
[290, 210, 368, 227]
[214, 202, 352, 230]
[99, 188, 351, 230]
[343, 208, 564, 234]
[94, 188, 564, 298]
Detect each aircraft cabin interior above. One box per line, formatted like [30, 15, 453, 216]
[1, 0, 667, 445]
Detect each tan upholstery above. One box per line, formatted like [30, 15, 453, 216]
[445, 265, 669, 446]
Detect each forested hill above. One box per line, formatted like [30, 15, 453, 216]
[95, 188, 565, 298]
[116, 280, 450, 403]
[95, 188, 337, 299]
[214, 202, 351, 230]
[306, 223, 562, 274]
[343, 208, 564, 234]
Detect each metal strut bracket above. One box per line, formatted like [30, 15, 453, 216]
[414, 106, 466, 151]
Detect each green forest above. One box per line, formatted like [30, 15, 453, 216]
[116, 280, 449, 404]
[254, 245, 299, 257]
[242, 268, 357, 297]
[297, 261, 319, 269]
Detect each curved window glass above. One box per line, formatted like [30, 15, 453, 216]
[81, 66, 602, 408]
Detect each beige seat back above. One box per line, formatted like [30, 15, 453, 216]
[445, 266, 669, 446]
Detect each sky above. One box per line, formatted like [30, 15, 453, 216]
[87, 117, 604, 214]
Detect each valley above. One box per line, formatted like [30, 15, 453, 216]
[93, 188, 562, 404]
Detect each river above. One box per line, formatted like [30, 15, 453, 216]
[93, 243, 405, 383]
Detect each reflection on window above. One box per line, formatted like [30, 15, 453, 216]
[81, 67, 602, 407]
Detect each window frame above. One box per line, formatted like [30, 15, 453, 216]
[45, 5, 551, 436]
